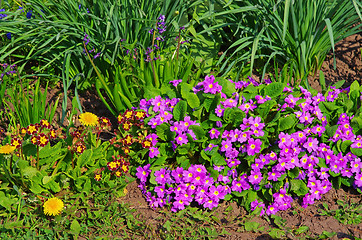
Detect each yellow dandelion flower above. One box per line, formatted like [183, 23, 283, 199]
[79, 112, 99, 126]
[43, 197, 64, 216]
[0, 144, 16, 154]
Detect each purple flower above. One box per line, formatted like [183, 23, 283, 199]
[248, 170, 262, 185]
[213, 165, 224, 172]
[203, 198, 219, 210]
[203, 75, 222, 94]
[303, 137, 319, 153]
[171, 167, 184, 184]
[246, 138, 262, 156]
[205, 143, 217, 151]
[154, 168, 170, 185]
[149, 147, 160, 158]
[154, 185, 166, 198]
[216, 121, 222, 128]
[169, 79, 182, 87]
[221, 140, 232, 152]
[268, 171, 281, 181]
[266, 204, 279, 215]
[215, 105, 224, 117]
[209, 128, 220, 139]
[175, 134, 188, 145]
[135, 164, 151, 182]
[350, 159, 362, 174]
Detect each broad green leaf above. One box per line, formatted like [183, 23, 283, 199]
[256, 100, 277, 120]
[211, 152, 226, 165]
[173, 100, 187, 121]
[322, 102, 340, 111]
[217, 77, 235, 97]
[70, 219, 81, 235]
[77, 149, 93, 168]
[39, 142, 63, 158]
[351, 148, 362, 156]
[278, 115, 296, 131]
[263, 82, 284, 99]
[244, 221, 260, 232]
[156, 123, 172, 141]
[341, 140, 352, 153]
[189, 125, 205, 140]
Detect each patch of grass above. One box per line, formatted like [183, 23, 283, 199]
[318, 198, 362, 225]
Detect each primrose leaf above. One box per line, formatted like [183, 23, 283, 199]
[217, 77, 235, 97]
[173, 100, 187, 121]
[278, 115, 296, 131]
[351, 148, 362, 156]
[181, 83, 200, 109]
[211, 152, 226, 165]
[256, 100, 277, 120]
[156, 123, 172, 141]
[189, 125, 205, 140]
[263, 82, 284, 99]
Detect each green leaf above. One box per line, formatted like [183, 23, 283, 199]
[269, 229, 286, 239]
[180, 83, 200, 109]
[70, 219, 81, 235]
[46, 180, 61, 193]
[0, 191, 17, 210]
[321, 102, 340, 111]
[256, 100, 277, 120]
[295, 226, 309, 235]
[152, 156, 167, 166]
[325, 125, 338, 138]
[39, 142, 63, 158]
[211, 152, 226, 165]
[290, 179, 309, 196]
[263, 82, 284, 99]
[278, 115, 296, 131]
[218, 77, 235, 97]
[332, 81, 345, 89]
[319, 231, 336, 239]
[173, 100, 187, 121]
[188, 125, 205, 140]
[288, 167, 299, 178]
[22, 166, 38, 178]
[42, 176, 53, 185]
[29, 183, 46, 194]
[341, 140, 352, 153]
[244, 221, 260, 232]
[77, 149, 93, 168]
[351, 148, 362, 156]
[156, 123, 172, 141]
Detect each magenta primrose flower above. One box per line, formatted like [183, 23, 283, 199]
[246, 138, 262, 156]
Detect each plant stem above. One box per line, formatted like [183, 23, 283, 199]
[52, 152, 69, 176]
[36, 145, 39, 170]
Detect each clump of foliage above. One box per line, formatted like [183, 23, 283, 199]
[124, 75, 362, 214]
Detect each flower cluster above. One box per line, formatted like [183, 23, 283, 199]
[0, 63, 17, 80]
[136, 164, 233, 211]
[145, 15, 167, 62]
[131, 74, 362, 215]
[83, 32, 102, 59]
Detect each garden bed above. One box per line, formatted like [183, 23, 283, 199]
[56, 33, 362, 239]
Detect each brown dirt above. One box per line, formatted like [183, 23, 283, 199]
[308, 34, 362, 91]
